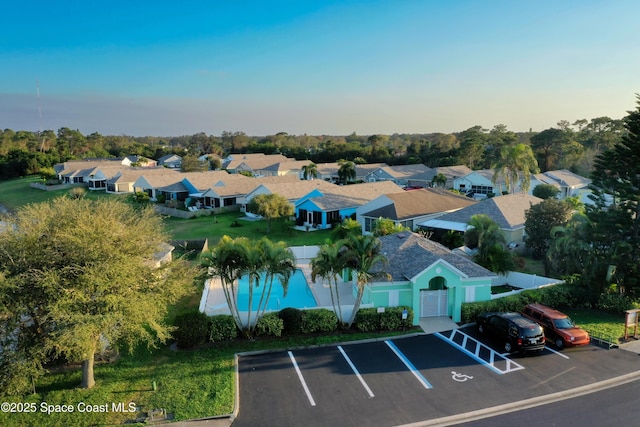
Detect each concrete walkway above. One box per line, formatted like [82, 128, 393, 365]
[619, 337, 640, 354]
[419, 316, 460, 334]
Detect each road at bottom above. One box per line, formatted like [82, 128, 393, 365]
[456, 378, 640, 427]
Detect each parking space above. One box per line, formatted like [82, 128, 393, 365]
[234, 331, 640, 427]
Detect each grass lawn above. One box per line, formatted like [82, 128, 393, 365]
[567, 308, 627, 344]
[163, 211, 333, 246]
[0, 176, 125, 212]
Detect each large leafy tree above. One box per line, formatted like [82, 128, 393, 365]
[492, 143, 539, 193]
[247, 193, 294, 234]
[584, 96, 640, 294]
[530, 128, 571, 172]
[0, 197, 193, 393]
[524, 199, 574, 275]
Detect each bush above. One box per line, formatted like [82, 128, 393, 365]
[596, 293, 635, 313]
[255, 312, 284, 337]
[354, 308, 379, 332]
[380, 306, 414, 330]
[279, 307, 304, 334]
[209, 315, 238, 342]
[354, 307, 413, 332]
[301, 309, 338, 333]
[173, 310, 211, 348]
[460, 283, 596, 324]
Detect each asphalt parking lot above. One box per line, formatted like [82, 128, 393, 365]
[232, 326, 640, 427]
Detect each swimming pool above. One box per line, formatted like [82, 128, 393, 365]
[236, 269, 318, 311]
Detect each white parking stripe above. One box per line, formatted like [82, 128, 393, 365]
[435, 330, 525, 374]
[385, 340, 433, 389]
[288, 351, 316, 406]
[545, 346, 570, 359]
[337, 346, 375, 398]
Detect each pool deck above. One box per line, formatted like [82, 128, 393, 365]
[199, 259, 357, 319]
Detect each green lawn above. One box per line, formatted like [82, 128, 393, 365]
[567, 308, 627, 344]
[164, 212, 333, 246]
[0, 176, 124, 212]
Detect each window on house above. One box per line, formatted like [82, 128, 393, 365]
[364, 217, 374, 232]
[471, 185, 493, 194]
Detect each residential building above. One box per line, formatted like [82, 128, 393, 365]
[357, 188, 477, 234]
[295, 181, 403, 229]
[364, 232, 496, 323]
[419, 193, 543, 253]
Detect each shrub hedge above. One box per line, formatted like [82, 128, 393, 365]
[279, 307, 304, 335]
[209, 315, 238, 342]
[460, 282, 634, 324]
[301, 309, 338, 333]
[173, 310, 211, 348]
[354, 306, 413, 332]
[255, 312, 284, 337]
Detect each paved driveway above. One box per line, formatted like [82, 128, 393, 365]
[232, 328, 640, 427]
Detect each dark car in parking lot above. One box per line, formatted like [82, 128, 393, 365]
[477, 312, 546, 354]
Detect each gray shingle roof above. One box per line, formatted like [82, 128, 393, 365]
[374, 232, 496, 281]
[432, 193, 542, 229]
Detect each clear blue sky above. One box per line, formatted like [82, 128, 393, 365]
[1, 0, 638, 136]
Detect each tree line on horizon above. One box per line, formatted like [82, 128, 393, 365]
[0, 116, 626, 180]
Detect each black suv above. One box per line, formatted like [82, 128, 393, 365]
[477, 312, 545, 354]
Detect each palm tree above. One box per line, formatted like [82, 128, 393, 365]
[255, 238, 296, 321]
[203, 235, 249, 331]
[466, 214, 515, 274]
[311, 241, 347, 327]
[337, 160, 356, 185]
[342, 234, 389, 328]
[332, 218, 362, 240]
[301, 162, 318, 180]
[241, 238, 264, 334]
[492, 143, 539, 193]
[204, 236, 295, 337]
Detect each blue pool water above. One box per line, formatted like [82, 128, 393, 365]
[236, 269, 317, 311]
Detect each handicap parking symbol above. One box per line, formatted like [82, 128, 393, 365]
[451, 371, 473, 382]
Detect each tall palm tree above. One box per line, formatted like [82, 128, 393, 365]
[302, 162, 318, 180]
[311, 241, 347, 327]
[204, 235, 250, 331]
[337, 160, 356, 185]
[492, 143, 539, 193]
[342, 234, 389, 328]
[255, 238, 296, 321]
[240, 238, 265, 334]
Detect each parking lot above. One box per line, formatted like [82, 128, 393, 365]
[233, 326, 640, 427]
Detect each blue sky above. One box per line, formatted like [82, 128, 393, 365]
[1, 0, 638, 136]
